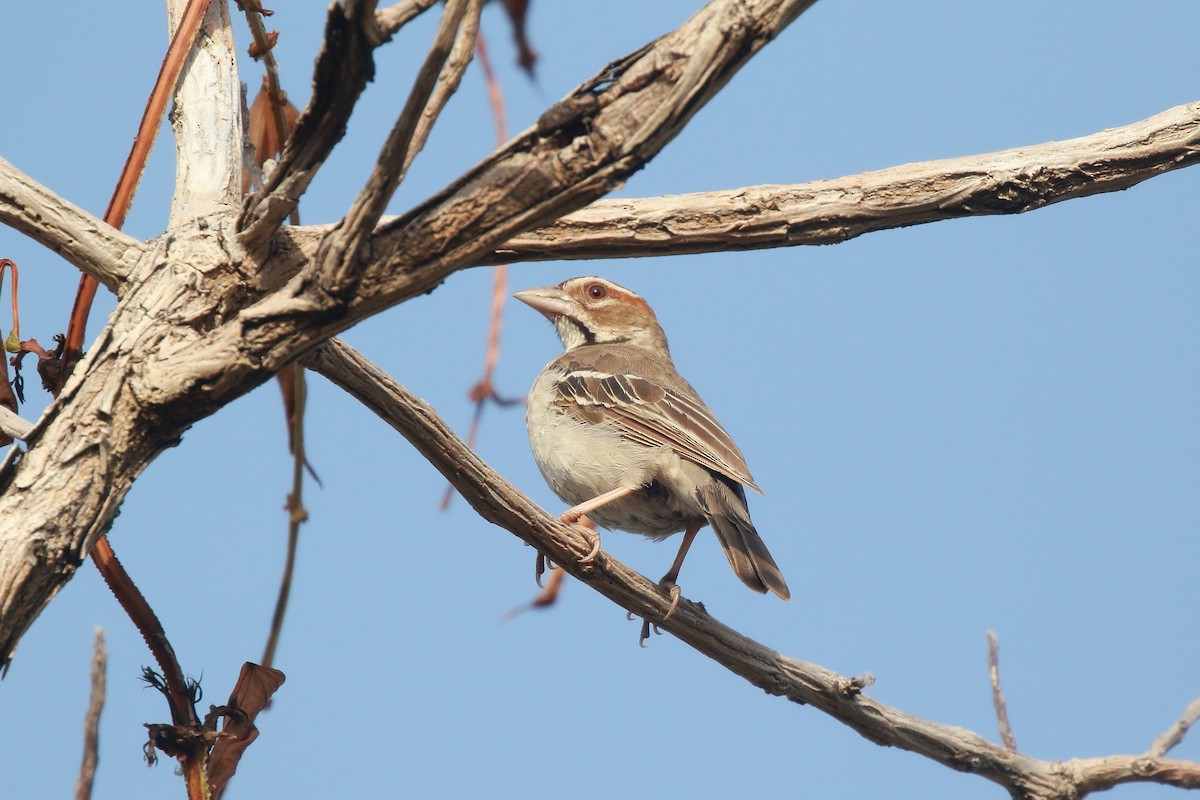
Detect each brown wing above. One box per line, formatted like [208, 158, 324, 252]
[554, 368, 762, 493]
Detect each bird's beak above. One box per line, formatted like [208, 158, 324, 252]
[513, 286, 575, 319]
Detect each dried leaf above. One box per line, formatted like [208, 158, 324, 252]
[245, 77, 300, 192]
[207, 662, 285, 799]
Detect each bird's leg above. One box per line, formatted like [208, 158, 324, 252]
[658, 519, 702, 620]
[559, 485, 638, 566]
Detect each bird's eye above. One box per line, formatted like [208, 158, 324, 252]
[587, 283, 608, 300]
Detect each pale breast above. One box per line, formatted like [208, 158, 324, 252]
[525, 369, 694, 538]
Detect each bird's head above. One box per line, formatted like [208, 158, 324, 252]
[514, 276, 670, 353]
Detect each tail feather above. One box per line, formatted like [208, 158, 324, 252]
[698, 482, 790, 601]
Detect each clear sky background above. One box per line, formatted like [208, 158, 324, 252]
[1, 2, 1197, 798]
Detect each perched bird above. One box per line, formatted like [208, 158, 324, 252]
[515, 276, 790, 612]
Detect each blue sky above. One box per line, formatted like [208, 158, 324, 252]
[1, 2, 1198, 798]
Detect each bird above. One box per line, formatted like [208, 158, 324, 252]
[514, 276, 790, 616]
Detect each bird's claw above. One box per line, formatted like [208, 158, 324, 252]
[638, 618, 662, 648]
[557, 513, 602, 571]
[534, 552, 557, 587]
[578, 527, 602, 569]
[660, 581, 682, 621]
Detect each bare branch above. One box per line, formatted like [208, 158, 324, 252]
[166, 0, 242, 225]
[1148, 697, 1200, 758]
[0, 0, 817, 674]
[482, 101, 1200, 263]
[313, 0, 482, 298]
[306, 336, 1200, 800]
[0, 157, 142, 289]
[1073, 754, 1200, 794]
[236, 0, 820, 363]
[238, 0, 384, 252]
[401, 0, 483, 176]
[74, 628, 106, 800]
[0, 406, 34, 441]
[376, 0, 439, 37]
[987, 630, 1018, 751]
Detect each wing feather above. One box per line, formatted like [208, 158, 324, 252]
[553, 363, 761, 492]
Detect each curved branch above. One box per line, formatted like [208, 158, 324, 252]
[482, 101, 1200, 263]
[306, 336, 1200, 800]
[0, 157, 142, 290]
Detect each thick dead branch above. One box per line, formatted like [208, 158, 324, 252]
[305, 336, 1200, 800]
[0, 157, 142, 290]
[483, 101, 1200, 263]
[168, 0, 240, 226]
[0, 406, 34, 441]
[231, 0, 819, 367]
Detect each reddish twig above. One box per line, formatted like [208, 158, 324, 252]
[90, 537, 196, 728]
[241, 0, 300, 226]
[474, 32, 508, 146]
[240, 2, 311, 672]
[64, 10, 212, 795]
[60, 0, 215, 383]
[262, 364, 309, 670]
[439, 31, 520, 511]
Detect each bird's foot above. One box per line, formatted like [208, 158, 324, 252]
[557, 512, 602, 570]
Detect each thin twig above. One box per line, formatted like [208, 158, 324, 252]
[240, 0, 298, 226]
[438, 22, 516, 512]
[74, 628, 106, 800]
[262, 365, 309, 670]
[316, 0, 479, 290]
[473, 31, 508, 147]
[987, 630, 1018, 751]
[401, 0, 484, 175]
[375, 0, 439, 37]
[238, 0, 384, 250]
[241, 1, 310, 671]
[1148, 697, 1200, 758]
